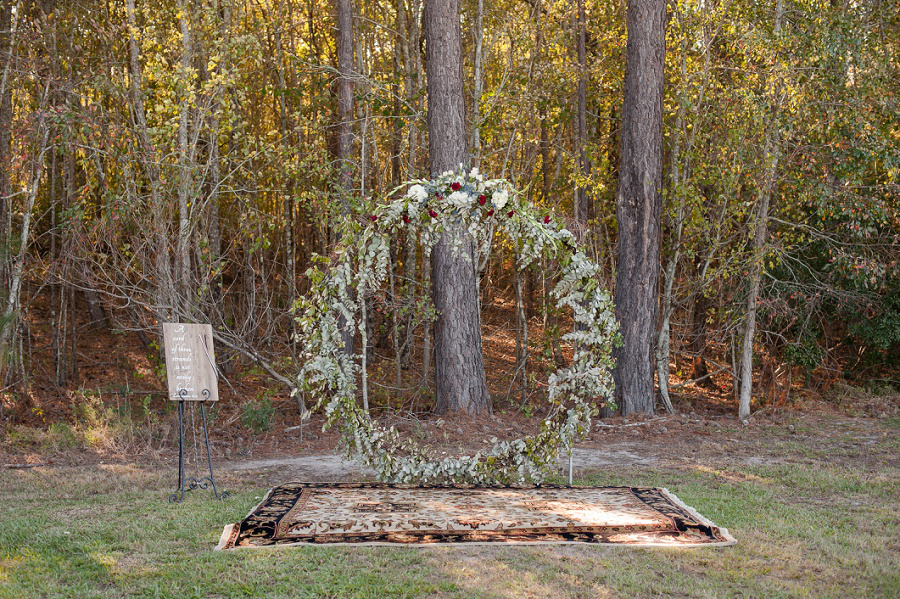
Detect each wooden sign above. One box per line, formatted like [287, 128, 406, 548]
[163, 323, 219, 402]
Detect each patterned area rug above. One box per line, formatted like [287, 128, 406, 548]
[217, 483, 735, 548]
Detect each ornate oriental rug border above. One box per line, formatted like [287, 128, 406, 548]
[216, 482, 736, 549]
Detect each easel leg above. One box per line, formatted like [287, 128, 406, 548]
[168, 398, 226, 502]
[169, 400, 186, 503]
[201, 402, 227, 500]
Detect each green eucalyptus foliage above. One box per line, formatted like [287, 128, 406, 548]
[293, 170, 620, 484]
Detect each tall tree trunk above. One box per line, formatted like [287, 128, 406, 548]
[574, 0, 591, 230]
[655, 204, 681, 415]
[612, 0, 666, 416]
[207, 96, 223, 314]
[738, 0, 783, 421]
[425, 0, 490, 415]
[470, 0, 484, 164]
[0, 1, 19, 301]
[0, 129, 49, 357]
[126, 0, 175, 327]
[399, 0, 422, 371]
[656, 11, 693, 415]
[336, 0, 356, 355]
[176, 0, 194, 312]
[273, 0, 298, 360]
[739, 132, 779, 420]
[403, 0, 421, 177]
[690, 269, 713, 388]
[537, 6, 551, 329]
[50, 150, 66, 386]
[337, 0, 354, 201]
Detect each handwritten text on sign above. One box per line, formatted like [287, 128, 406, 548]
[163, 323, 219, 402]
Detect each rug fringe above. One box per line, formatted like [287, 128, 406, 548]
[658, 487, 737, 547]
[215, 486, 279, 551]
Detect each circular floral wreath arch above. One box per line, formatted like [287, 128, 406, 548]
[293, 167, 619, 484]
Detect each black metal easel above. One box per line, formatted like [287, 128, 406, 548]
[169, 388, 228, 503]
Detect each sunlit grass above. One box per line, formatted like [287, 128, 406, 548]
[1, 431, 897, 599]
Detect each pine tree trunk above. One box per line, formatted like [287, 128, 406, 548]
[425, 0, 490, 415]
[612, 0, 666, 416]
[336, 0, 356, 355]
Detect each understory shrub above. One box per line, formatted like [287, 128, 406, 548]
[241, 396, 275, 433]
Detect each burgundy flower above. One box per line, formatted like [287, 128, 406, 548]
[478, 194, 487, 205]
[402, 213, 411, 224]
[451, 182, 462, 191]
[486, 209, 495, 216]
[508, 210, 516, 217]
[369, 214, 378, 222]
[429, 209, 438, 218]
[544, 215, 551, 224]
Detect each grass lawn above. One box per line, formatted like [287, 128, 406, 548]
[1, 419, 897, 598]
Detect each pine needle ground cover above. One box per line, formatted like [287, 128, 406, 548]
[217, 483, 734, 548]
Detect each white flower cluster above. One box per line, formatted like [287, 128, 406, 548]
[447, 190, 472, 208]
[292, 167, 620, 485]
[406, 184, 428, 202]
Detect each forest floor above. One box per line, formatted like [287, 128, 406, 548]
[1, 291, 899, 597]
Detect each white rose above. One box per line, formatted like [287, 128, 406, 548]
[406, 184, 428, 202]
[492, 189, 509, 209]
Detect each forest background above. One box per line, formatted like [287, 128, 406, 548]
[0, 0, 898, 433]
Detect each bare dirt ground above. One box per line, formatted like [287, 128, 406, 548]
[3, 285, 897, 488]
[8, 404, 893, 491]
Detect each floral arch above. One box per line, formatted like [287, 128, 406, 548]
[293, 168, 619, 484]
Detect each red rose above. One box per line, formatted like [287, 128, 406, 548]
[369, 214, 378, 222]
[478, 194, 486, 205]
[486, 209, 494, 216]
[429, 209, 438, 218]
[508, 210, 516, 217]
[544, 215, 551, 224]
[451, 182, 462, 191]
[402, 214, 411, 223]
